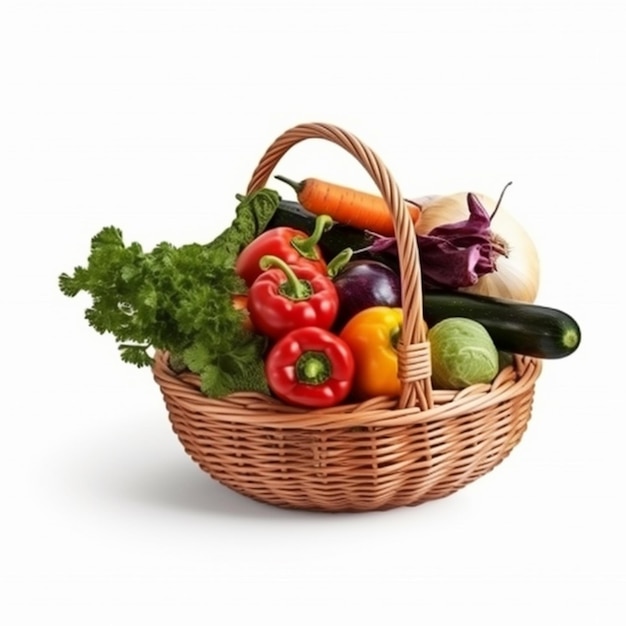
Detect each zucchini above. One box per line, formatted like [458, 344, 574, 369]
[267, 199, 398, 270]
[422, 291, 581, 359]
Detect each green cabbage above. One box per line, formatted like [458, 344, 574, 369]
[428, 317, 499, 389]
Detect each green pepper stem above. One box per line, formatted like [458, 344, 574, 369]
[295, 350, 331, 385]
[390, 326, 401, 350]
[259, 254, 312, 300]
[291, 214, 333, 260]
[325, 247, 354, 278]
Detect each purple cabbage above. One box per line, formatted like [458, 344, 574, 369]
[363, 193, 508, 290]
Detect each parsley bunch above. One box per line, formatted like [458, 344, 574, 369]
[59, 189, 280, 397]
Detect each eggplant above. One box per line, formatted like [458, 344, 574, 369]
[332, 260, 402, 330]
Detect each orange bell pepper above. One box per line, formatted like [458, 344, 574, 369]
[339, 306, 403, 399]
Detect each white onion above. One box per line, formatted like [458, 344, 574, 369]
[413, 192, 540, 303]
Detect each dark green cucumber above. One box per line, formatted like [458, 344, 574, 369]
[267, 199, 399, 270]
[423, 291, 581, 359]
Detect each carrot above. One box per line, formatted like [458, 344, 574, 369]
[274, 175, 421, 237]
[231, 294, 253, 331]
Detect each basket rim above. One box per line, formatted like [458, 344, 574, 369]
[152, 350, 541, 430]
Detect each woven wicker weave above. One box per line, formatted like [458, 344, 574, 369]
[151, 122, 542, 512]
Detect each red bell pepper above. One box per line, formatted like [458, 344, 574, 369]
[247, 255, 339, 340]
[265, 326, 355, 408]
[235, 215, 332, 286]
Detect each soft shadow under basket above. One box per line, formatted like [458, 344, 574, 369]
[151, 122, 542, 512]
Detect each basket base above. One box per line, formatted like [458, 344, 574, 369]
[168, 403, 534, 513]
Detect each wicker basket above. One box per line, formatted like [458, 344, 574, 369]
[152, 122, 542, 512]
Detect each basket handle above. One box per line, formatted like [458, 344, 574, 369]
[246, 122, 433, 411]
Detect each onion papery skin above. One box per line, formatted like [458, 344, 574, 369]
[414, 192, 540, 303]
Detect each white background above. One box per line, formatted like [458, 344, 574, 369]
[1, 0, 623, 623]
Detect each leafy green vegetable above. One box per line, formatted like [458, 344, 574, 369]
[428, 317, 499, 389]
[59, 188, 280, 397]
